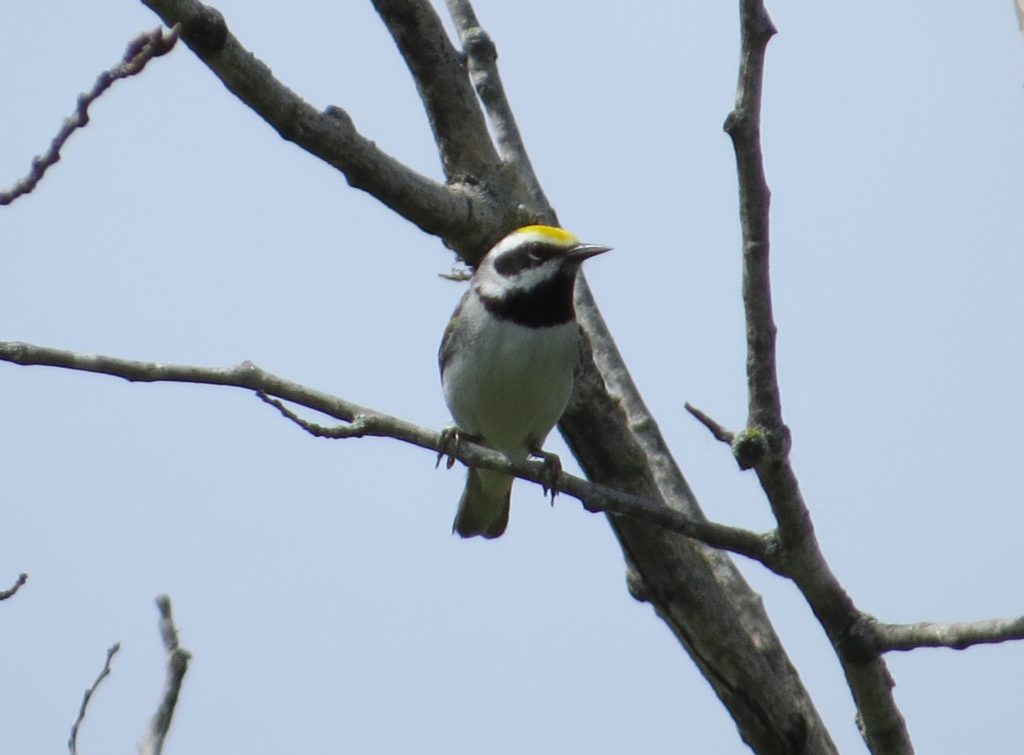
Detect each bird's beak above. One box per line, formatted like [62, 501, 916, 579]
[568, 243, 612, 262]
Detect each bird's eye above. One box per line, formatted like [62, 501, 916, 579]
[524, 244, 552, 265]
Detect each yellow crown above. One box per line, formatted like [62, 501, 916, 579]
[514, 225, 579, 246]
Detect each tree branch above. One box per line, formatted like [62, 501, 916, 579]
[372, 0, 499, 183]
[0, 572, 28, 601]
[684, 402, 736, 445]
[0, 340, 769, 564]
[724, 5, 781, 439]
[0, 26, 179, 207]
[724, 2, 914, 753]
[68, 643, 121, 755]
[445, 0, 551, 218]
[140, 596, 191, 755]
[137, 0, 499, 257]
[262, 389, 772, 559]
[874, 615, 1024, 652]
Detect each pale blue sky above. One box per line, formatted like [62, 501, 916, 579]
[3, 2, 1023, 753]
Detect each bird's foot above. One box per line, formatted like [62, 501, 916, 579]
[436, 426, 462, 470]
[530, 446, 562, 504]
[437, 427, 484, 470]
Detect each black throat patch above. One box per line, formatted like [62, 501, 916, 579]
[478, 271, 578, 328]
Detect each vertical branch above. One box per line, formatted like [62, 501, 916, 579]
[140, 596, 192, 755]
[723, 2, 915, 753]
[445, 0, 552, 218]
[372, 0, 500, 183]
[723, 0, 782, 437]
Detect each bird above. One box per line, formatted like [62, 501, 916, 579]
[438, 224, 611, 538]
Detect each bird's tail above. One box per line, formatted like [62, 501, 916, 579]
[453, 468, 512, 539]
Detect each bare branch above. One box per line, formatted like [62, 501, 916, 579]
[445, 0, 551, 217]
[372, 0, 499, 182]
[875, 615, 1024, 652]
[724, 2, 782, 441]
[137, 0, 498, 256]
[562, 272, 841, 753]
[140, 596, 191, 755]
[257, 392, 378, 440]
[723, 2, 914, 753]
[68, 643, 121, 755]
[259, 386, 771, 562]
[562, 472, 773, 564]
[684, 402, 735, 445]
[0, 572, 28, 601]
[0, 26, 179, 206]
[0, 340, 770, 564]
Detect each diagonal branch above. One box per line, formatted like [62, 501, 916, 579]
[0, 340, 769, 563]
[372, 0, 499, 183]
[445, 0, 551, 217]
[1, 26, 179, 206]
[137, 0, 498, 256]
[68, 643, 121, 755]
[724, 2, 914, 753]
[256, 398, 773, 560]
[875, 615, 1024, 652]
[684, 402, 736, 445]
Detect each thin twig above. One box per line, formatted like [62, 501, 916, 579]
[257, 392, 375, 439]
[684, 402, 735, 445]
[0, 340, 771, 565]
[1, 25, 179, 206]
[0, 572, 28, 601]
[68, 643, 121, 755]
[875, 615, 1024, 652]
[438, 270, 472, 282]
[445, 0, 551, 218]
[140, 596, 191, 755]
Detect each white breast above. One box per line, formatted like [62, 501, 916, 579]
[442, 293, 580, 457]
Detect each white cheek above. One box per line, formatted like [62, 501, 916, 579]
[511, 263, 560, 293]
